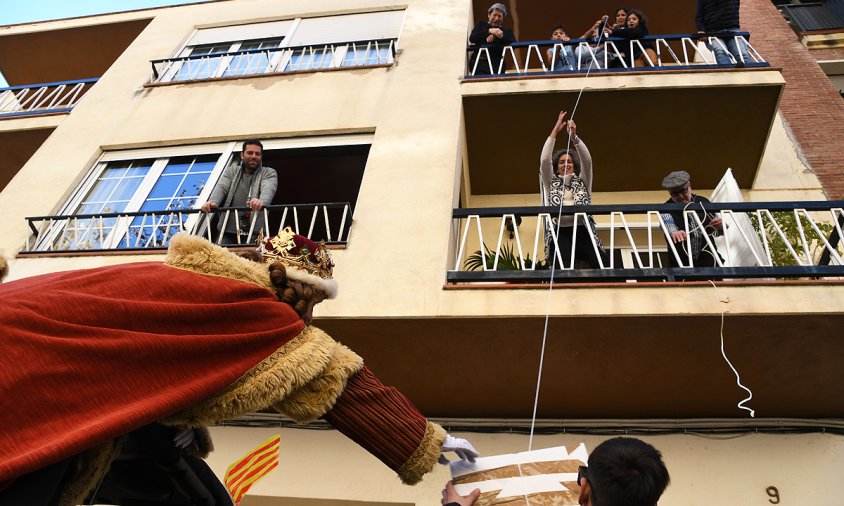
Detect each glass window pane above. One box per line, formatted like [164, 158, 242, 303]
[138, 200, 170, 212]
[176, 43, 230, 80]
[83, 178, 119, 205]
[147, 174, 184, 199]
[189, 157, 217, 173]
[162, 156, 194, 175]
[180, 173, 209, 197]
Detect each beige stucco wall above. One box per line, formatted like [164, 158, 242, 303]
[205, 425, 844, 505]
[0, 0, 841, 318]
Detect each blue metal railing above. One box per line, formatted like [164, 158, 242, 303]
[465, 32, 767, 77]
[0, 78, 98, 118]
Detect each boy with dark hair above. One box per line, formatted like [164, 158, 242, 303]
[548, 24, 576, 71]
[581, 437, 670, 506]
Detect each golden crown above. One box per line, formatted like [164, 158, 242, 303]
[257, 228, 334, 280]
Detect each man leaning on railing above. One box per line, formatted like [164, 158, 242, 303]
[201, 139, 278, 245]
[660, 171, 724, 273]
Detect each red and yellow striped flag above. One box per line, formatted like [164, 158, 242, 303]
[224, 434, 281, 504]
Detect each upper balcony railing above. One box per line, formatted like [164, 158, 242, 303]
[21, 202, 351, 253]
[0, 78, 98, 119]
[465, 33, 767, 77]
[449, 201, 844, 283]
[150, 39, 397, 83]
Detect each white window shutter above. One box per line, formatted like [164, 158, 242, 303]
[286, 10, 405, 47]
[190, 20, 295, 46]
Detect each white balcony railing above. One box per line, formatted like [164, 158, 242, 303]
[466, 33, 766, 77]
[22, 203, 351, 253]
[450, 201, 844, 282]
[0, 78, 98, 118]
[151, 39, 397, 83]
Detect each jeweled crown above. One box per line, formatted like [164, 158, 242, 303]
[257, 227, 334, 279]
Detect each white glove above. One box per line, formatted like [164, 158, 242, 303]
[439, 434, 479, 465]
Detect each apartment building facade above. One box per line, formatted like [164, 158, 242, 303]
[1, 0, 844, 504]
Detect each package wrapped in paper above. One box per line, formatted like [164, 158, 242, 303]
[450, 444, 588, 505]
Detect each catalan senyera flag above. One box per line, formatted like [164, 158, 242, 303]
[224, 434, 281, 504]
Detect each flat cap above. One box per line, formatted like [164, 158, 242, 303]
[488, 2, 507, 15]
[661, 170, 690, 190]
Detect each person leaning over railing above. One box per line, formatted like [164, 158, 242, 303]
[468, 3, 516, 75]
[540, 111, 609, 269]
[200, 139, 277, 245]
[607, 8, 656, 68]
[547, 24, 576, 71]
[660, 170, 724, 270]
[696, 0, 751, 66]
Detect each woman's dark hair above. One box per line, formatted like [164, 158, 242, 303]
[627, 9, 648, 31]
[552, 148, 581, 176]
[614, 7, 630, 18]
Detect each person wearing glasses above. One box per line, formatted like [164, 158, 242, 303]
[441, 437, 670, 506]
[660, 170, 724, 270]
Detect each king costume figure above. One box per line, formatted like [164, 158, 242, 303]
[0, 230, 477, 505]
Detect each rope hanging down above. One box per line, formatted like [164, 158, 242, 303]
[526, 19, 756, 454]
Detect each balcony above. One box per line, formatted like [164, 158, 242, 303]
[19, 202, 351, 254]
[149, 39, 397, 84]
[0, 78, 98, 119]
[462, 1, 784, 198]
[465, 33, 768, 77]
[448, 200, 844, 283]
[0, 18, 151, 86]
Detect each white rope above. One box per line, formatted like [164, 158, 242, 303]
[528, 17, 610, 453]
[709, 280, 755, 417]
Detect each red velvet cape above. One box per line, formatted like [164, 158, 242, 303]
[0, 262, 304, 482]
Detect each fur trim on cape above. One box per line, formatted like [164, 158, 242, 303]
[165, 233, 273, 291]
[162, 326, 361, 426]
[397, 422, 447, 485]
[273, 342, 363, 422]
[60, 439, 120, 506]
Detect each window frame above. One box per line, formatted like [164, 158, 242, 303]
[34, 134, 374, 252]
[156, 10, 405, 83]
[36, 142, 236, 251]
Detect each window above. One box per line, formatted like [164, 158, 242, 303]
[47, 147, 230, 251]
[32, 136, 373, 252]
[155, 10, 405, 82]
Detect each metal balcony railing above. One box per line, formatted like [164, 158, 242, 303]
[449, 201, 844, 282]
[22, 202, 352, 253]
[465, 33, 766, 77]
[0, 78, 98, 118]
[151, 39, 397, 82]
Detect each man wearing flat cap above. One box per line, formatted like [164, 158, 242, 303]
[468, 3, 517, 75]
[660, 170, 724, 270]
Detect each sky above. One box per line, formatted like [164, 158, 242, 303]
[0, 0, 210, 86]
